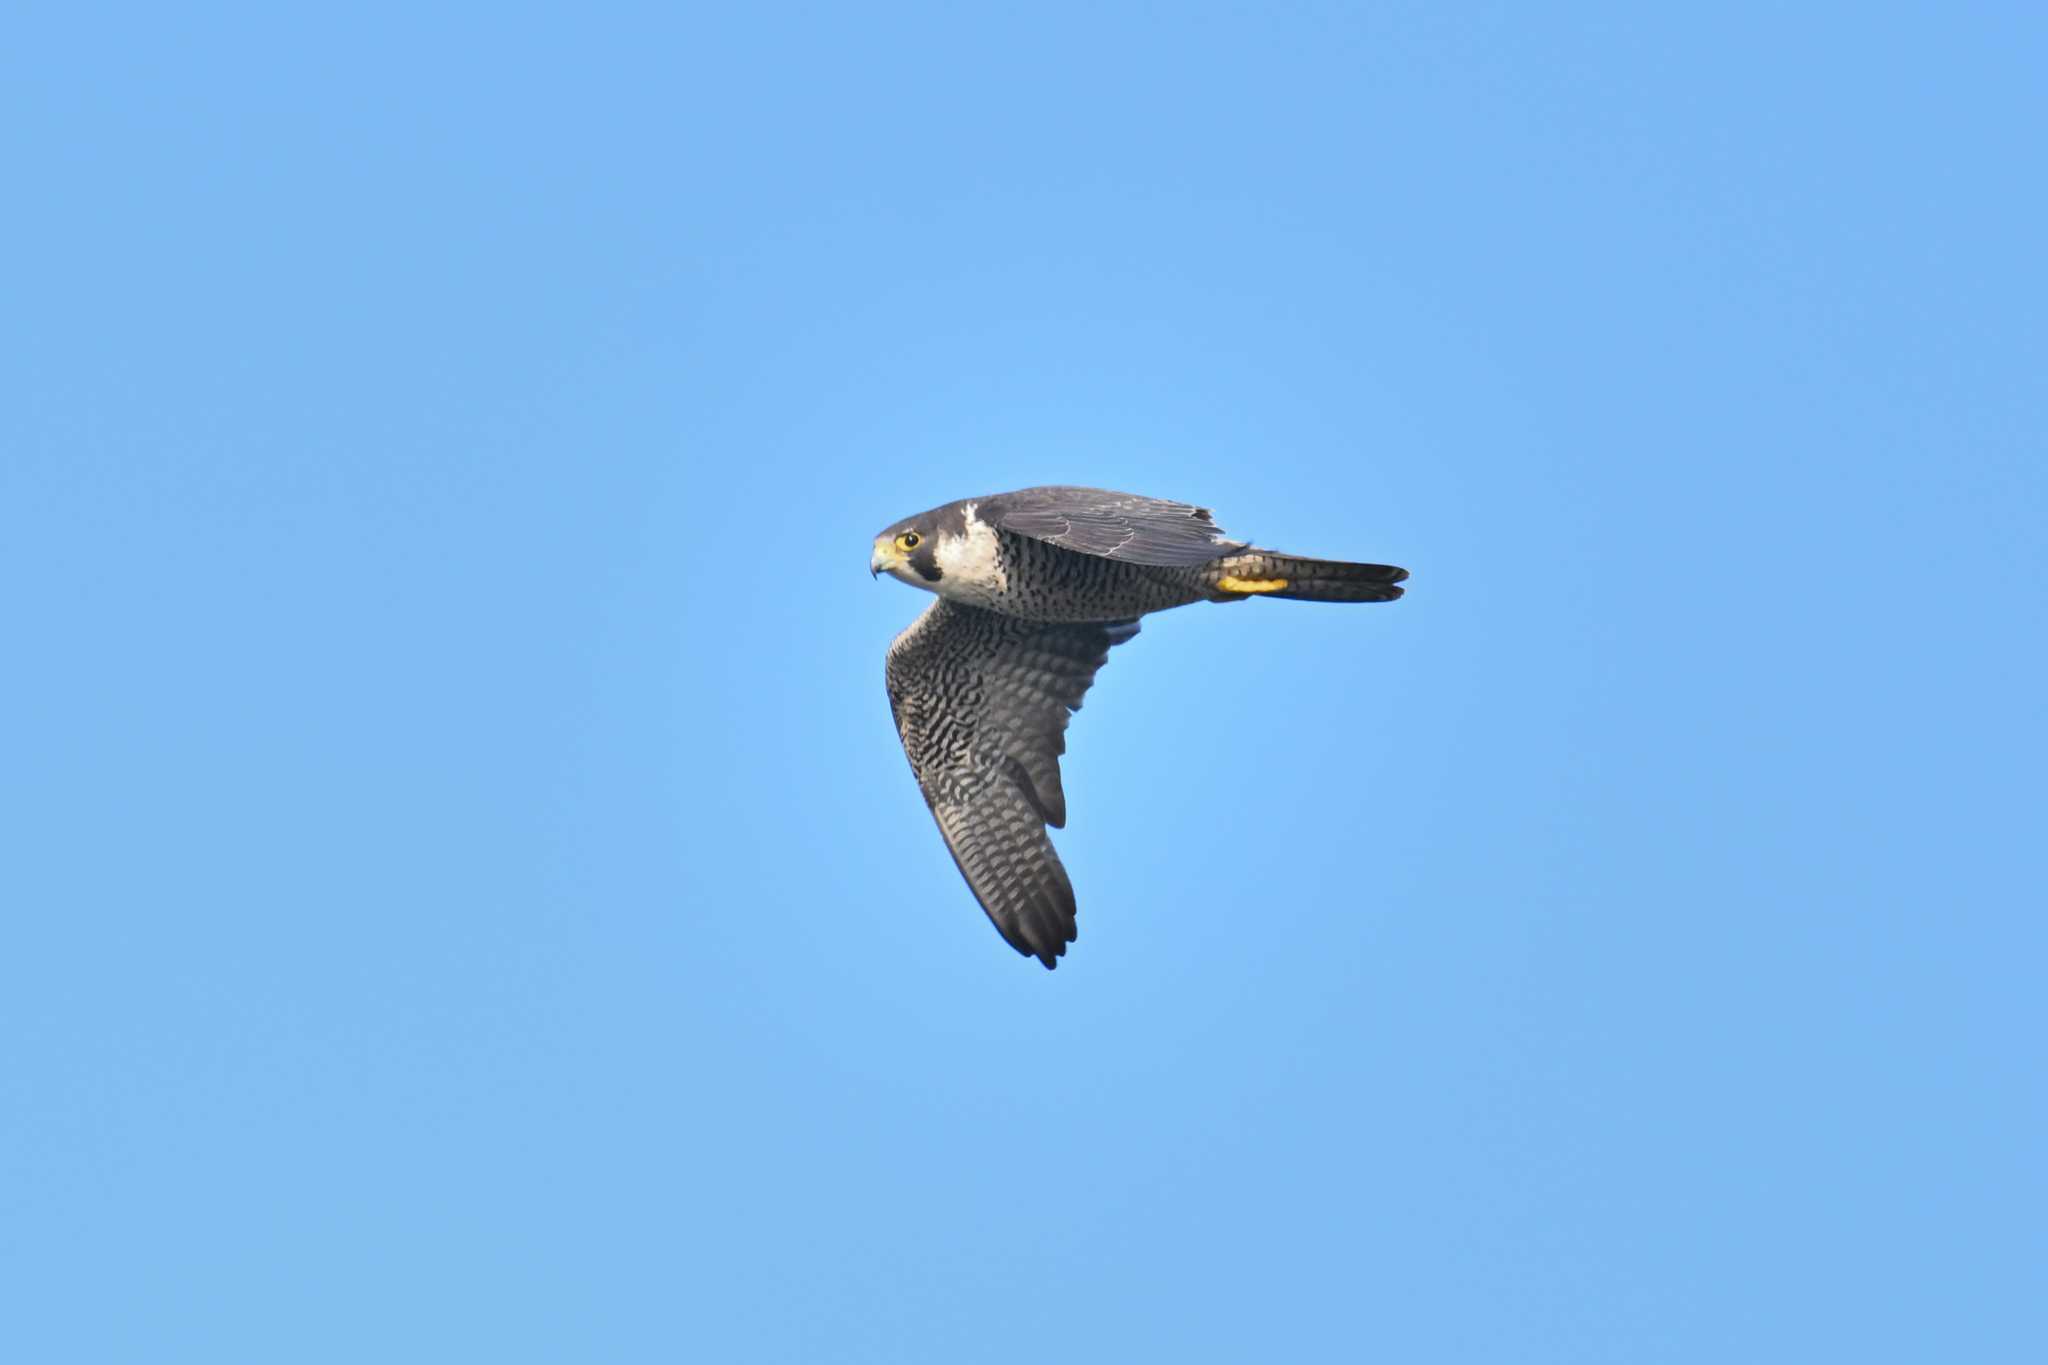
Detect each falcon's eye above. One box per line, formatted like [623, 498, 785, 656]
[896, 532, 921, 552]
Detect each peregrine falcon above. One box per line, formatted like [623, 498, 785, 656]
[872, 485, 1407, 969]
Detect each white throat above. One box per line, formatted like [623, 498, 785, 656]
[930, 502, 1009, 606]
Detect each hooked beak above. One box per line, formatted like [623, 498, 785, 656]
[870, 541, 900, 579]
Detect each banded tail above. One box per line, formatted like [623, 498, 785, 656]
[1206, 550, 1408, 603]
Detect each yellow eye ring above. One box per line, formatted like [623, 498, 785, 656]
[895, 532, 921, 552]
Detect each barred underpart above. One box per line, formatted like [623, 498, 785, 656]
[886, 599, 1139, 968]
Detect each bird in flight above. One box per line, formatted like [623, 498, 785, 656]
[872, 485, 1408, 969]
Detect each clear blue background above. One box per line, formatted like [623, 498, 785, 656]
[5, 3, 2042, 1360]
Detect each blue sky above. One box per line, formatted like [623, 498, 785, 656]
[4, 3, 2043, 1361]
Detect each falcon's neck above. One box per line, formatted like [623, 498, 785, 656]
[926, 502, 1011, 607]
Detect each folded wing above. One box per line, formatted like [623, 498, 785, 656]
[984, 485, 1248, 566]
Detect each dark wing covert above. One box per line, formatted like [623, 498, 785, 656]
[984, 485, 1248, 566]
[884, 598, 1139, 967]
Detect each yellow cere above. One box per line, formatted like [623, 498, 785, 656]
[1216, 575, 1290, 593]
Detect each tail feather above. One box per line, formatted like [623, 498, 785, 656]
[1207, 551, 1408, 603]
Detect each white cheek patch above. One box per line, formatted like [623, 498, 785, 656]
[932, 501, 1008, 601]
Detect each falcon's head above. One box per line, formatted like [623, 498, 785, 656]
[871, 500, 996, 597]
[870, 517, 944, 588]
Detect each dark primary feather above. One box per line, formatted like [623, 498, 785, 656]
[885, 599, 1139, 968]
[984, 485, 1248, 567]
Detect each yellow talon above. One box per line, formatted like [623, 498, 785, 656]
[1216, 575, 1289, 593]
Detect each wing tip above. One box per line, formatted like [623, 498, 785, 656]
[1005, 885, 1077, 971]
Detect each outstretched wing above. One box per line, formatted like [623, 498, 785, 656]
[885, 599, 1140, 968]
[983, 485, 1248, 566]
